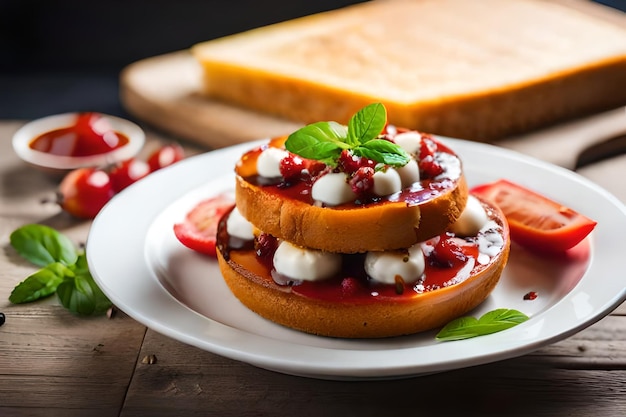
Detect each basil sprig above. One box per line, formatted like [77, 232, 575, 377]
[436, 308, 529, 341]
[10, 224, 77, 267]
[285, 103, 410, 167]
[9, 224, 111, 316]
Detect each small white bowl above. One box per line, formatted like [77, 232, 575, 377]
[12, 112, 145, 176]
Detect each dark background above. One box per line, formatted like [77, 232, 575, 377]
[0, 0, 624, 120]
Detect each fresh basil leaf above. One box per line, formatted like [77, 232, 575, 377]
[285, 121, 348, 165]
[10, 224, 78, 267]
[478, 308, 529, 325]
[435, 309, 529, 341]
[71, 251, 89, 275]
[354, 139, 410, 167]
[286, 121, 348, 148]
[57, 270, 111, 316]
[285, 103, 396, 166]
[347, 102, 386, 146]
[318, 120, 349, 141]
[9, 262, 72, 303]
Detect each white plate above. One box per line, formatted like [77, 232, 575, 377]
[88, 138, 626, 380]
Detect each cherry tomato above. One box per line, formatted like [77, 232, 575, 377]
[173, 195, 235, 257]
[471, 179, 597, 253]
[147, 144, 184, 172]
[73, 112, 125, 156]
[109, 158, 150, 192]
[58, 167, 115, 219]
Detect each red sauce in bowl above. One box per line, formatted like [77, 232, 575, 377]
[29, 112, 129, 157]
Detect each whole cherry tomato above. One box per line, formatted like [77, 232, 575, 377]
[109, 158, 150, 192]
[147, 144, 184, 172]
[72, 112, 125, 156]
[58, 167, 115, 219]
[173, 195, 235, 257]
[471, 179, 597, 253]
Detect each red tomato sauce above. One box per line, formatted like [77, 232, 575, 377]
[217, 208, 506, 304]
[235, 134, 462, 208]
[29, 113, 129, 157]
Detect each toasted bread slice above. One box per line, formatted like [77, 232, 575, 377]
[235, 173, 468, 253]
[234, 134, 468, 253]
[216, 196, 510, 338]
[192, 0, 626, 141]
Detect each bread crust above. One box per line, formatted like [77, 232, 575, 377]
[216, 197, 510, 338]
[236, 173, 468, 253]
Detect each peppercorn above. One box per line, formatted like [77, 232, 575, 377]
[0, 312, 5, 326]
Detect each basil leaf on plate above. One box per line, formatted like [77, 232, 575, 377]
[436, 309, 529, 341]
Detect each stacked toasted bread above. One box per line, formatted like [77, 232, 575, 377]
[192, 0, 626, 141]
[216, 104, 510, 338]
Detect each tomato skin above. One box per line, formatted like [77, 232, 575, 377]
[109, 158, 150, 192]
[72, 112, 124, 156]
[173, 195, 235, 257]
[59, 167, 115, 219]
[471, 179, 597, 253]
[147, 144, 184, 172]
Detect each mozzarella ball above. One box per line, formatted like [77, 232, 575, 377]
[257, 147, 289, 178]
[226, 206, 255, 240]
[450, 196, 489, 237]
[373, 168, 402, 196]
[393, 131, 422, 154]
[396, 159, 420, 188]
[273, 241, 342, 281]
[312, 172, 356, 206]
[365, 244, 425, 285]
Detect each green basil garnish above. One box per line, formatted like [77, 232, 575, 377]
[285, 103, 409, 167]
[8, 224, 111, 315]
[436, 309, 529, 341]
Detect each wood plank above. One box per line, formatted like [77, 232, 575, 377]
[119, 49, 302, 150]
[0, 307, 146, 417]
[122, 313, 626, 417]
[0, 210, 147, 416]
[0, 123, 205, 417]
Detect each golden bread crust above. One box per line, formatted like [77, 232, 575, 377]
[216, 198, 510, 338]
[235, 173, 468, 253]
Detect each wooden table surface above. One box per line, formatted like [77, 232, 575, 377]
[1, 113, 626, 416]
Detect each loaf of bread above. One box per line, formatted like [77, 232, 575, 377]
[192, 0, 626, 141]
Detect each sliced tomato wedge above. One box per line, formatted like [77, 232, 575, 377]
[471, 179, 597, 253]
[173, 195, 235, 257]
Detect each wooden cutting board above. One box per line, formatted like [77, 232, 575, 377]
[120, 50, 302, 150]
[119, 0, 626, 152]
